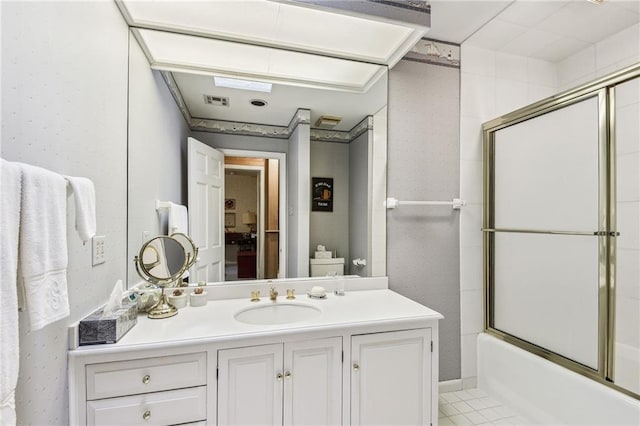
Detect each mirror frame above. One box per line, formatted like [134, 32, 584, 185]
[134, 233, 198, 286]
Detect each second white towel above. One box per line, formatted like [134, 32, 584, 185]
[65, 175, 96, 243]
[18, 163, 70, 331]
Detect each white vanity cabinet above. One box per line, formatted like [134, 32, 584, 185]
[351, 329, 433, 426]
[68, 287, 443, 426]
[217, 337, 342, 426]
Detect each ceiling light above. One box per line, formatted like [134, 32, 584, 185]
[250, 99, 268, 107]
[214, 77, 272, 93]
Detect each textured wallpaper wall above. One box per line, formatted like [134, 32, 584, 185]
[1, 2, 129, 423]
[387, 59, 461, 381]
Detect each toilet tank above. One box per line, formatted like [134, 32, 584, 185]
[310, 258, 345, 277]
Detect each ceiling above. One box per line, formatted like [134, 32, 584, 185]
[120, 0, 417, 131]
[123, 0, 640, 129]
[173, 69, 387, 131]
[431, 0, 640, 62]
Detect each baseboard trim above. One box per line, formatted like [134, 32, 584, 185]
[439, 379, 463, 393]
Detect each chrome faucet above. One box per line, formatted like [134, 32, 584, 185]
[269, 287, 278, 301]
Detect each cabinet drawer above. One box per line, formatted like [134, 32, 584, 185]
[86, 352, 206, 400]
[87, 386, 206, 426]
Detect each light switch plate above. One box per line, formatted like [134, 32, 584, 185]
[92, 235, 106, 266]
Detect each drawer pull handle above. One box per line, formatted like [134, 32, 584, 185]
[284, 371, 292, 379]
[142, 374, 151, 384]
[276, 373, 283, 381]
[143, 410, 151, 421]
[353, 363, 360, 372]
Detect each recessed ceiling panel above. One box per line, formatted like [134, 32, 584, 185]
[135, 28, 386, 93]
[118, 0, 426, 66]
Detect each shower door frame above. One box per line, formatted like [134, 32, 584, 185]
[482, 63, 640, 401]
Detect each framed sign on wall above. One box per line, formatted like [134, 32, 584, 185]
[312, 177, 333, 212]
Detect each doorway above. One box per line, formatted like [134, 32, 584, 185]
[223, 155, 281, 280]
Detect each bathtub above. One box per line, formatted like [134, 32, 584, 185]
[477, 333, 640, 425]
[614, 342, 640, 396]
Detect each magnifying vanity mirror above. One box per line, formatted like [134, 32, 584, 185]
[134, 233, 198, 319]
[123, 1, 402, 288]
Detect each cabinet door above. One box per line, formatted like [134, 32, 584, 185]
[351, 329, 432, 426]
[218, 344, 283, 426]
[284, 337, 342, 426]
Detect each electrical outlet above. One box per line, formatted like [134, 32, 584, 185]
[92, 235, 106, 266]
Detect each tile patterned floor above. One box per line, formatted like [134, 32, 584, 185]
[439, 388, 531, 425]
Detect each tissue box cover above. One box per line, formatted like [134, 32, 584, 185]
[79, 303, 137, 345]
[315, 251, 332, 259]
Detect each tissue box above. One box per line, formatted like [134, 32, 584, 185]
[315, 251, 332, 259]
[79, 302, 138, 345]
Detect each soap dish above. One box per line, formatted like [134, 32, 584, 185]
[307, 293, 327, 300]
[307, 286, 327, 299]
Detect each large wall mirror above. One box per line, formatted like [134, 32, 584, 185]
[124, 3, 396, 287]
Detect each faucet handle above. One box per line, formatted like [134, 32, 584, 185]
[269, 287, 278, 300]
[250, 290, 260, 302]
[286, 289, 295, 300]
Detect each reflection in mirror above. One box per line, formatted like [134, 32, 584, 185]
[127, 28, 388, 288]
[141, 237, 185, 280]
[172, 233, 197, 274]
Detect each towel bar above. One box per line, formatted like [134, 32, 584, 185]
[385, 197, 466, 210]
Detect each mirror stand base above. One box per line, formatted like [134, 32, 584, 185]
[147, 294, 178, 319]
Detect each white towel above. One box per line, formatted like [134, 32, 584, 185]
[65, 175, 96, 243]
[0, 160, 21, 425]
[168, 202, 188, 235]
[18, 163, 70, 331]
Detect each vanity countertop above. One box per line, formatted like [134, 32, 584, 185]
[70, 289, 443, 354]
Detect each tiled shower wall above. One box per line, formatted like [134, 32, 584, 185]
[459, 22, 640, 388]
[614, 76, 640, 395]
[459, 45, 557, 388]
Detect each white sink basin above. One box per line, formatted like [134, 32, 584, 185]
[234, 303, 321, 325]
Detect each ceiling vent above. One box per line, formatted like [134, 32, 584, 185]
[315, 115, 342, 129]
[203, 95, 229, 107]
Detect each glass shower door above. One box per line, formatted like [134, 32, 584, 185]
[484, 65, 640, 399]
[485, 92, 606, 372]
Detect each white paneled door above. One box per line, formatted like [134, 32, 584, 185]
[218, 338, 343, 426]
[188, 137, 224, 282]
[351, 329, 432, 426]
[218, 344, 284, 426]
[284, 337, 342, 426]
